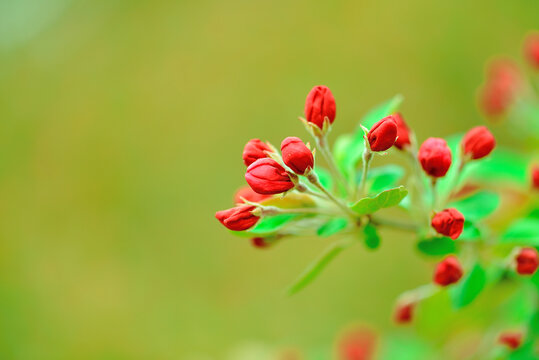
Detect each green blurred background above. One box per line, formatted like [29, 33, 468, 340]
[0, 0, 537, 358]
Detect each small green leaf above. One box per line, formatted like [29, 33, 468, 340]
[317, 218, 349, 237]
[360, 94, 404, 129]
[379, 334, 437, 360]
[287, 240, 350, 295]
[365, 165, 405, 193]
[466, 147, 531, 186]
[437, 139, 530, 197]
[399, 194, 411, 210]
[449, 191, 500, 221]
[230, 214, 297, 237]
[459, 220, 481, 241]
[417, 237, 456, 256]
[349, 186, 408, 215]
[363, 223, 381, 250]
[450, 262, 487, 309]
[333, 133, 364, 182]
[435, 134, 463, 198]
[501, 218, 539, 245]
[251, 214, 296, 233]
[508, 342, 536, 360]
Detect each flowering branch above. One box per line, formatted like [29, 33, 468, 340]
[215, 75, 539, 357]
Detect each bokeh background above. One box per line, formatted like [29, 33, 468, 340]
[0, 0, 538, 358]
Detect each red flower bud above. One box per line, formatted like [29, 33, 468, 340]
[524, 33, 539, 69]
[479, 59, 520, 116]
[367, 115, 398, 152]
[215, 205, 259, 231]
[515, 248, 538, 275]
[433, 256, 463, 286]
[462, 126, 496, 160]
[431, 208, 465, 240]
[281, 137, 314, 175]
[245, 158, 295, 195]
[251, 237, 269, 248]
[337, 328, 377, 360]
[234, 186, 271, 204]
[498, 332, 522, 350]
[394, 301, 414, 324]
[418, 138, 452, 178]
[393, 113, 412, 150]
[304, 85, 336, 129]
[532, 165, 539, 190]
[242, 139, 272, 167]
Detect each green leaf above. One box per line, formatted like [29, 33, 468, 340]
[287, 240, 350, 295]
[435, 134, 463, 198]
[379, 334, 437, 360]
[449, 191, 500, 221]
[363, 223, 381, 250]
[317, 218, 349, 237]
[509, 342, 536, 360]
[417, 236, 456, 256]
[365, 165, 405, 193]
[251, 214, 296, 233]
[466, 147, 531, 186]
[349, 186, 408, 215]
[459, 220, 481, 241]
[360, 94, 404, 129]
[501, 218, 539, 245]
[450, 263, 487, 309]
[437, 138, 530, 197]
[230, 214, 297, 237]
[333, 133, 364, 182]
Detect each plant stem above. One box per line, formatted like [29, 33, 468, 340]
[295, 185, 328, 201]
[400, 283, 439, 302]
[370, 216, 418, 232]
[406, 149, 431, 230]
[431, 178, 438, 211]
[315, 134, 350, 196]
[261, 206, 340, 217]
[358, 148, 373, 197]
[441, 156, 466, 206]
[306, 173, 358, 221]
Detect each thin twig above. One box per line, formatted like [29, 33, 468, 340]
[370, 216, 418, 232]
[315, 134, 350, 196]
[358, 149, 373, 198]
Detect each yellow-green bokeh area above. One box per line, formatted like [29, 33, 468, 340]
[0, 0, 537, 359]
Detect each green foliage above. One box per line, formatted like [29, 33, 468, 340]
[317, 218, 349, 237]
[287, 240, 351, 296]
[501, 218, 539, 246]
[465, 147, 531, 186]
[333, 133, 363, 183]
[435, 134, 463, 198]
[230, 214, 297, 237]
[459, 220, 481, 241]
[363, 223, 381, 250]
[349, 186, 408, 215]
[365, 164, 405, 194]
[450, 262, 487, 309]
[417, 236, 456, 256]
[450, 191, 500, 221]
[379, 334, 437, 360]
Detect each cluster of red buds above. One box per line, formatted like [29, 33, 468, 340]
[215, 82, 539, 352]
